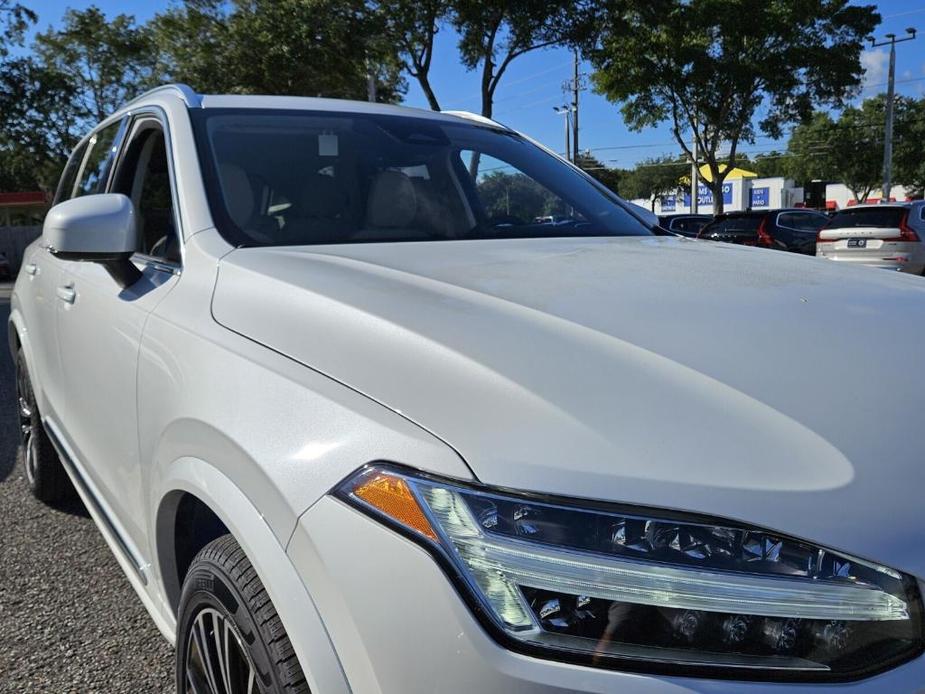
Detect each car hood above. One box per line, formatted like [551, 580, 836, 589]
[213, 236, 925, 577]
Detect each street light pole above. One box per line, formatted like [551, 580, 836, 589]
[869, 28, 916, 202]
[553, 105, 572, 161]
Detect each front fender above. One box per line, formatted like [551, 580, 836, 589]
[154, 456, 352, 694]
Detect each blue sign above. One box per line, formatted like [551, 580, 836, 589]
[661, 195, 676, 212]
[684, 183, 732, 207]
[750, 187, 770, 208]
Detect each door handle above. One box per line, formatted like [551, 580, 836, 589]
[24, 263, 37, 276]
[56, 285, 76, 304]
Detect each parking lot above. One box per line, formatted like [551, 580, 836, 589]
[0, 296, 173, 693]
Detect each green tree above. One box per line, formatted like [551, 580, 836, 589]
[749, 152, 789, 179]
[0, 0, 34, 57]
[575, 151, 623, 194]
[589, 0, 879, 213]
[0, 58, 79, 191]
[784, 97, 925, 202]
[452, 1, 587, 119]
[152, 0, 404, 101]
[476, 171, 565, 221]
[618, 156, 687, 209]
[0, 2, 65, 192]
[379, 0, 449, 110]
[892, 97, 925, 198]
[35, 7, 156, 124]
[149, 0, 229, 94]
[383, 0, 589, 116]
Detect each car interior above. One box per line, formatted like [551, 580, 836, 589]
[203, 116, 597, 247]
[111, 121, 181, 263]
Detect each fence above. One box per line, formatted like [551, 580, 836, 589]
[0, 226, 42, 278]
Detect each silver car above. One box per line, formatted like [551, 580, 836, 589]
[816, 202, 925, 274]
[11, 84, 925, 692]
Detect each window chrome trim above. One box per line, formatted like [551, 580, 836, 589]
[110, 105, 187, 268]
[132, 252, 181, 276]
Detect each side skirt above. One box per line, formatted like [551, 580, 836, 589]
[42, 417, 177, 643]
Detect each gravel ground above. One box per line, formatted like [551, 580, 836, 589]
[0, 297, 174, 693]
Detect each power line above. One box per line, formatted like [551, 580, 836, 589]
[442, 61, 572, 109]
[882, 8, 925, 19]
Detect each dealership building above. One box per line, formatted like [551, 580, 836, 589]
[633, 166, 917, 215]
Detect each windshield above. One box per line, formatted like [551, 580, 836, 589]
[827, 207, 907, 229]
[191, 108, 652, 247]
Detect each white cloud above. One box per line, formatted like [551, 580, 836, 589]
[860, 49, 889, 96]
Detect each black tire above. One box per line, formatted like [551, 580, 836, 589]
[176, 535, 310, 694]
[16, 347, 72, 503]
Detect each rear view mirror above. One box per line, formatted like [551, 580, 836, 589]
[43, 193, 142, 287]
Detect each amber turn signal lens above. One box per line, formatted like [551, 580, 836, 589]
[352, 471, 438, 541]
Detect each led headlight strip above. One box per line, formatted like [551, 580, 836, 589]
[336, 465, 923, 681]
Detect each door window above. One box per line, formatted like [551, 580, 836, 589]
[73, 119, 125, 198]
[793, 212, 828, 231]
[777, 212, 797, 229]
[53, 141, 89, 205]
[111, 121, 180, 263]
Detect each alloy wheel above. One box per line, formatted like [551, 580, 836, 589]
[16, 366, 37, 486]
[184, 607, 263, 694]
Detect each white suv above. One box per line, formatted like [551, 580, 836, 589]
[816, 202, 925, 274]
[12, 85, 925, 693]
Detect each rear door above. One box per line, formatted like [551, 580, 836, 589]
[671, 216, 709, 237]
[699, 215, 762, 245]
[16, 140, 90, 417]
[54, 113, 181, 557]
[776, 211, 828, 254]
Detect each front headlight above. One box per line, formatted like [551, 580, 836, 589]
[335, 465, 923, 682]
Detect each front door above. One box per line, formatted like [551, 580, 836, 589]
[54, 116, 181, 553]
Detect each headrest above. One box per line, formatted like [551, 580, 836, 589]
[367, 170, 417, 229]
[218, 163, 254, 227]
[301, 174, 347, 219]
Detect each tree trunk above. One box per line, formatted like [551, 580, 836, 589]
[417, 72, 441, 111]
[711, 180, 724, 215]
[708, 164, 726, 215]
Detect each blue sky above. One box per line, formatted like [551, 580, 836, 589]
[26, 1, 925, 167]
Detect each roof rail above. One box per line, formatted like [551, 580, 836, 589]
[122, 83, 202, 110]
[440, 110, 507, 129]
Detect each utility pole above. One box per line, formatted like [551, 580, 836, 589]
[366, 56, 377, 103]
[691, 120, 700, 214]
[562, 51, 586, 165]
[869, 28, 916, 202]
[553, 105, 572, 160]
[572, 51, 579, 164]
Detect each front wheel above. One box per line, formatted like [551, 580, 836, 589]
[176, 535, 310, 694]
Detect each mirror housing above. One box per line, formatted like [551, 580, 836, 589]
[43, 193, 142, 287]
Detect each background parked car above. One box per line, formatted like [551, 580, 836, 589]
[697, 209, 829, 253]
[658, 213, 712, 237]
[0, 252, 11, 281]
[816, 202, 925, 275]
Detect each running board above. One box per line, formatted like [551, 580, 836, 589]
[42, 419, 149, 586]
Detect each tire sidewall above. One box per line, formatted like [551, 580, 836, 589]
[16, 348, 42, 492]
[176, 558, 283, 694]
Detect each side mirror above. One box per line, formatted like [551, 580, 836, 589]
[43, 193, 142, 287]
